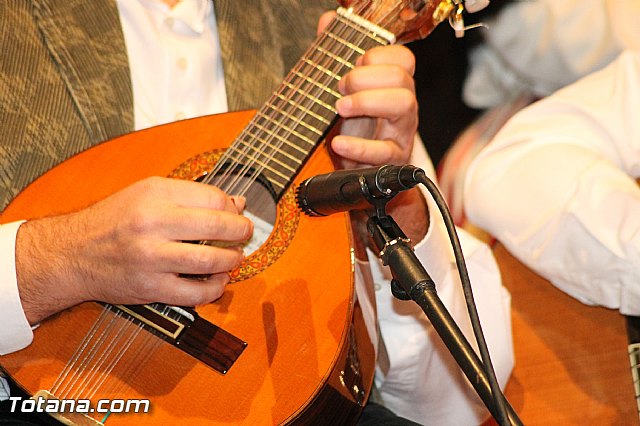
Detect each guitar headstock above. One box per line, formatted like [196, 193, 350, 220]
[338, 0, 462, 43]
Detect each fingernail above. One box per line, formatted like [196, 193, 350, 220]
[331, 137, 347, 155]
[229, 196, 246, 212]
[336, 96, 351, 113]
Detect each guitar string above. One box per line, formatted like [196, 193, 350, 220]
[64, 310, 145, 401]
[52, 308, 128, 399]
[199, 3, 371, 197]
[201, 3, 400, 223]
[203, 1, 402, 198]
[48, 4, 390, 400]
[48, 1, 407, 404]
[188, 7, 373, 256]
[223, 20, 346, 195]
[50, 307, 113, 396]
[197, 23, 341, 195]
[65, 314, 136, 400]
[56, 305, 167, 402]
[74, 315, 149, 401]
[77, 305, 173, 407]
[53, 306, 166, 404]
[84, 317, 165, 402]
[80, 305, 189, 403]
[198, 0, 400, 196]
[197, 13, 349, 191]
[87, 304, 178, 400]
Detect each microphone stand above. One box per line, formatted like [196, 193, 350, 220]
[367, 213, 522, 426]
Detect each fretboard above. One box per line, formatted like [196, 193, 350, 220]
[209, 8, 395, 200]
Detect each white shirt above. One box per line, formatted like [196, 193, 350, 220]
[463, 0, 640, 109]
[117, 0, 228, 129]
[1, 1, 514, 423]
[465, 49, 640, 315]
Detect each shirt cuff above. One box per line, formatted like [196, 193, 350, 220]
[0, 220, 33, 355]
[411, 183, 457, 288]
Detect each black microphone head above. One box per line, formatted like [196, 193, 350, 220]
[296, 177, 325, 217]
[296, 165, 425, 217]
[296, 170, 371, 217]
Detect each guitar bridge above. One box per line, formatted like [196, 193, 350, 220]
[112, 304, 246, 374]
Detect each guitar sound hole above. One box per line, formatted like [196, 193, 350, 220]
[235, 176, 277, 257]
[200, 172, 277, 257]
[171, 151, 298, 282]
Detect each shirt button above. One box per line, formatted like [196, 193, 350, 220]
[177, 57, 188, 70]
[374, 283, 381, 291]
[165, 17, 175, 28]
[175, 112, 186, 120]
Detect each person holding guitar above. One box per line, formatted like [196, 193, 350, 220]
[1, 1, 513, 424]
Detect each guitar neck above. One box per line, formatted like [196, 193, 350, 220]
[215, 8, 395, 200]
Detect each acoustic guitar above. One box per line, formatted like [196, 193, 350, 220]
[1, 1, 453, 424]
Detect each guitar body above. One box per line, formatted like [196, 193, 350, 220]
[0, 110, 375, 425]
[0, 1, 454, 423]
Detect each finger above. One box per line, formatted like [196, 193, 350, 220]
[336, 88, 417, 121]
[317, 11, 336, 35]
[339, 65, 415, 96]
[156, 273, 231, 306]
[229, 195, 246, 213]
[164, 208, 254, 242]
[140, 177, 239, 212]
[358, 45, 416, 75]
[154, 241, 245, 275]
[330, 136, 405, 166]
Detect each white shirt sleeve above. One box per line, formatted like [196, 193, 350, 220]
[463, 0, 640, 109]
[465, 50, 640, 315]
[0, 221, 33, 355]
[374, 140, 514, 425]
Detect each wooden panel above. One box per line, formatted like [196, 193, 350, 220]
[486, 244, 637, 425]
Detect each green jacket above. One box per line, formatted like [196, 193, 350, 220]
[0, 0, 334, 209]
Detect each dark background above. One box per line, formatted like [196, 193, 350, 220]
[407, 1, 507, 166]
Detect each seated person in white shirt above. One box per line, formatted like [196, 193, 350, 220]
[437, 0, 640, 227]
[465, 49, 640, 315]
[0, 1, 513, 425]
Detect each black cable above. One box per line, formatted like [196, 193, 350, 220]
[415, 172, 513, 426]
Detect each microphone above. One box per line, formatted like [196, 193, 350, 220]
[296, 164, 424, 217]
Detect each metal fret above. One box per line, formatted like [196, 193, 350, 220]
[236, 138, 301, 168]
[255, 111, 317, 147]
[324, 32, 366, 56]
[227, 143, 296, 175]
[263, 102, 324, 136]
[302, 58, 342, 82]
[281, 81, 337, 114]
[221, 149, 287, 189]
[250, 119, 314, 153]
[292, 70, 342, 99]
[314, 46, 356, 70]
[241, 131, 306, 165]
[272, 95, 332, 125]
